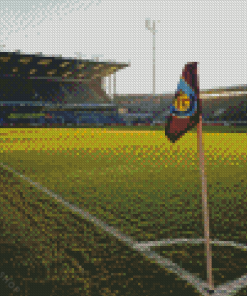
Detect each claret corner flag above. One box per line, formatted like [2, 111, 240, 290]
[165, 62, 214, 292]
[165, 62, 201, 143]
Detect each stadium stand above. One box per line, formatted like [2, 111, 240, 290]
[0, 51, 128, 126]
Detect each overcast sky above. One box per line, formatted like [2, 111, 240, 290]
[0, 0, 246, 95]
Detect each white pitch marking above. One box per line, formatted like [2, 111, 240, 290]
[134, 238, 247, 251]
[1, 161, 247, 296]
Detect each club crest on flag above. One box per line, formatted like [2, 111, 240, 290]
[165, 62, 200, 143]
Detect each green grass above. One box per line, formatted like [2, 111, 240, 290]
[153, 244, 247, 287]
[0, 129, 246, 243]
[0, 125, 247, 295]
[0, 166, 203, 296]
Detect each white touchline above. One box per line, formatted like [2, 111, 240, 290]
[1, 161, 247, 296]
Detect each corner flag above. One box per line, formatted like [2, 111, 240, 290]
[165, 62, 200, 143]
[166, 62, 214, 293]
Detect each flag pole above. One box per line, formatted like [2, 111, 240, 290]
[165, 61, 214, 292]
[197, 112, 214, 293]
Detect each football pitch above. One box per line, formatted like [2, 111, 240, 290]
[0, 126, 247, 296]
